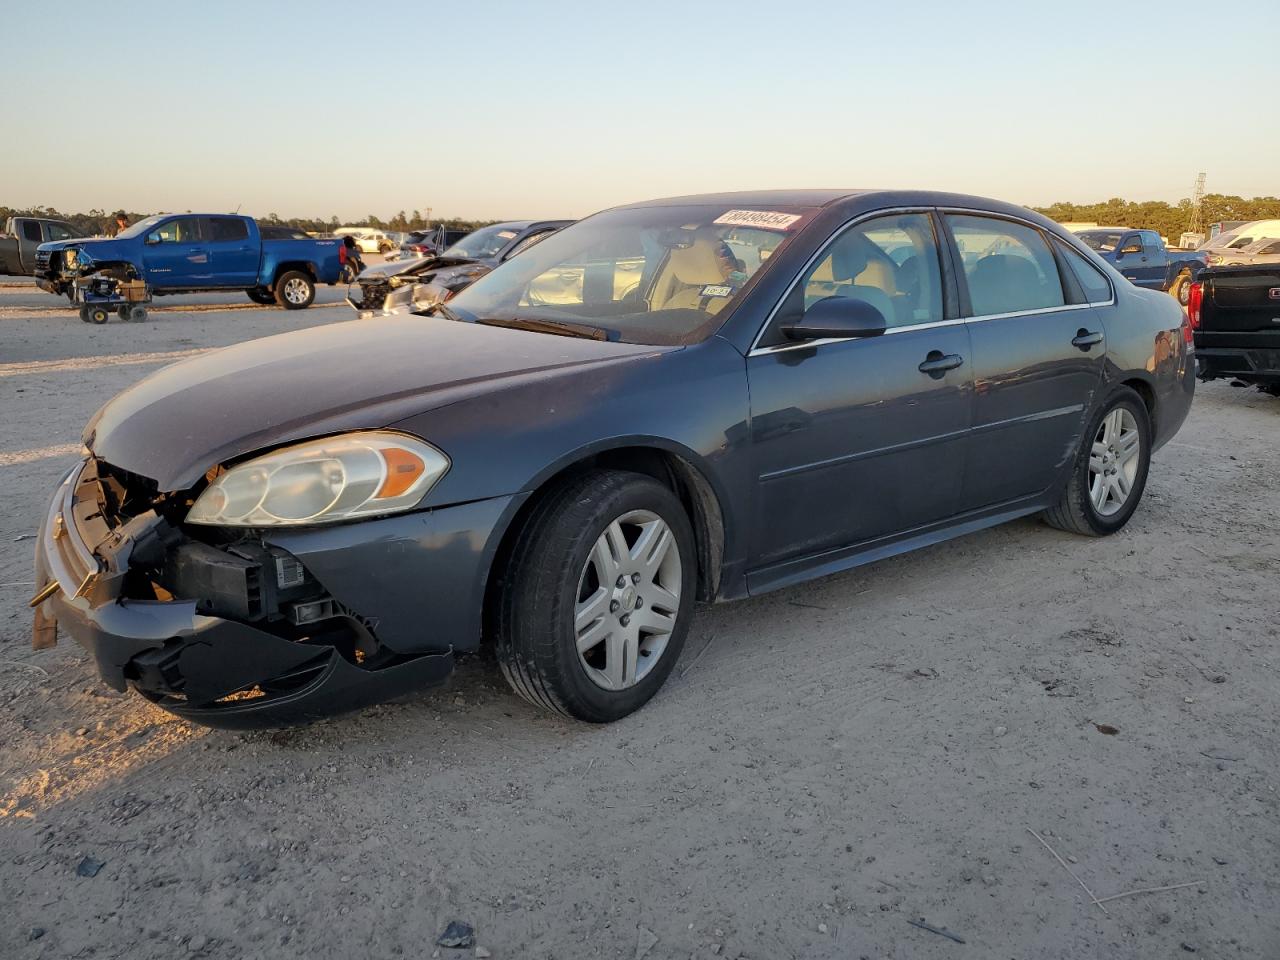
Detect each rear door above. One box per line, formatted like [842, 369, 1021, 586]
[203, 216, 258, 286]
[943, 213, 1107, 509]
[745, 211, 973, 578]
[140, 216, 209, 287]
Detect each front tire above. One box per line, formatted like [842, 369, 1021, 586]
[1043, 386, 1151, 536]
[274, 271, 315, 310]
[495, 470, 697, 722]
[87, 305, 110, 324]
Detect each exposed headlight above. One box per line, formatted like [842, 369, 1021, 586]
[65, 249, 79, 269]
[186, 431, 449, 527]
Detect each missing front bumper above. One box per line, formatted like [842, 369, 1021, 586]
[31, 461, 460, 727]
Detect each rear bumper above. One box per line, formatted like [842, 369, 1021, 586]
[32, 462, 523, 728]
[1195, 345, 1280, 383]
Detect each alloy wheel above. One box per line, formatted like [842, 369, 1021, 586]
[574, 509, 682, 691]
[1088, 407, 1141, 517]
[283, 277, 309, 304]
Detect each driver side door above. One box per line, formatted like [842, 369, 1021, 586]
[141, 216, 209, 287]
[745, 211, 973, 589]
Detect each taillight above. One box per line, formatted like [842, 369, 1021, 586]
[1187, 281, 1203, 329]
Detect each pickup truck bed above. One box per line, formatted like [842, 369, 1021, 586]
[1191, 265, 1280, 392]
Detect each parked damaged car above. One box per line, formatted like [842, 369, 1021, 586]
[31, 190, 1194, 728]
[349, 220, 571, 316]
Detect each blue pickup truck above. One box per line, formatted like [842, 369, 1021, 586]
[34, 214, 343, 309]
[1074, 227, 1208, 305]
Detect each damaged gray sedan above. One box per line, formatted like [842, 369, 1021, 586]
[31, 190, 1194, 728]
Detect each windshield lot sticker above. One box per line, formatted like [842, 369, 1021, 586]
[700, 284, 733, 298]
[713, 210, 802, 231]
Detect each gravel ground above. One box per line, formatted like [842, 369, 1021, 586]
[1, 284, 1277, 959]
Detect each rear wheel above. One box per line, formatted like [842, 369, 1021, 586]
[495, 470, 696, 722]
[1170, 270, 1192, 305]
[1043, 386, 1151, 536]
[78, 305, 92, 323]
[274, 271, 315, 309]
[87, 305, 110, 324]
[125, 304, 147, 322]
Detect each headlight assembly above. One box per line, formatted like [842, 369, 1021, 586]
[186, 431, 449, 527]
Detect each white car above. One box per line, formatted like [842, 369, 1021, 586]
[335, 227, 394, 255]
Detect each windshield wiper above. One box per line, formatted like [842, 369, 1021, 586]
[430, 302, 462, 322]
[475, 317, 612, 341]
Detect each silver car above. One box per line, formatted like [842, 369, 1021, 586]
[1206, 237, 1280, 267]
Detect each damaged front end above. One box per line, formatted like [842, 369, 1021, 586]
[347, 258, 490, 318]
[31, 458, 455, 728]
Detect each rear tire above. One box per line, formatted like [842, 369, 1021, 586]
[494, 469, 697, 722]
[87, 305, 110, 324]
[78, 305, 92, 323]
[1170, 270, 1192, 305]
[1043, 386, 1151, 536]
[274, 271, 315, 310]
[126, 304, 147, 322]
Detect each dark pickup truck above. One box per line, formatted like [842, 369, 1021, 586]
[34, 213, 343, 309]
[1076, 228, 1208, 305]
[1190, 265, 1280, 394]
[0, 216, 78, 276]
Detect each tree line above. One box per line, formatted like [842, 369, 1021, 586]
[0, 205, 497, 237]
[1031, 194, 1280, 240]
[8, 195, 1280, 241]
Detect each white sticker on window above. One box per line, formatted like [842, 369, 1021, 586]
[713, 210, 802, 231]
[497, 230, 517, 239]
[700, 284, 733, 298]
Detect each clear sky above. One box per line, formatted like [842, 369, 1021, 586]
[5, 0, 1277, 222]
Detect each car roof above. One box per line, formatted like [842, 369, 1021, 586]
[609, 190, 1064, 225]
[484, 219, 574, 231]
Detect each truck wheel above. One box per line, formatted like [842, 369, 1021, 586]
[275, 271, 315, 310]
[1169, 270, 1192, 305]
[87, 306, 110, 324]
[246, 288, 275, 305]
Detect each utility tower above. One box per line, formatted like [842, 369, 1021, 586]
[1188, 172, 1207, 235]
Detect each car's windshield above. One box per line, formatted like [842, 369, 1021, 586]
[1077, 231, 1122, 252]
[444, 204, 808, 345]
[115, 215, 165, 240]
[443, 224, 524, 260]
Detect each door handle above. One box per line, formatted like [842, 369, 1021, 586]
[918, 351, 964, 378]
[1072, 329, 1104, 350]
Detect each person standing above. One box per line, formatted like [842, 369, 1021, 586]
[110, 211, 130, 236]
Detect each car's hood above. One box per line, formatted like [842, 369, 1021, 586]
[357, 255, 482, 282]
[85, 316, 668, 490]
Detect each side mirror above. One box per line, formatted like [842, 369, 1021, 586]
[781, 296, 887, 341]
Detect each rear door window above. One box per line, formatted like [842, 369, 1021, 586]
[945, 215, 1065, 316]
[207, 217, 250, 243]
[21, 221, 41, 243]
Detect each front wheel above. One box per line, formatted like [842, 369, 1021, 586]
[495, 470, 697, 722]
[274, 271, 315, 309]
[87, 305, 110, 324]
[1043, 386, 1151, 536]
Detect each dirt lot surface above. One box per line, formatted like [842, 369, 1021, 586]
[1, 284, 1276, 959]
